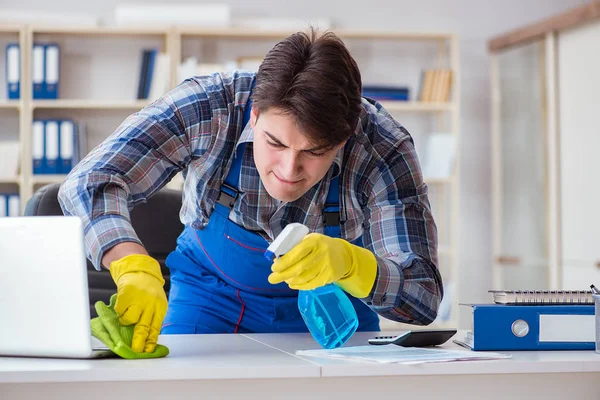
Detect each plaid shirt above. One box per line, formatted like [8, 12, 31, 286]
[58, 70, 442, 325]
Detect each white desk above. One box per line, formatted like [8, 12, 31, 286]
[1, 331, 600, 399]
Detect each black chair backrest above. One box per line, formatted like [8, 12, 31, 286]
[24, 183, 183, 317]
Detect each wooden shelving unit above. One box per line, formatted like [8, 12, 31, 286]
[0, 100, 20, 109]
[1, 24, 460, 329]
[32, 99, 151, 110]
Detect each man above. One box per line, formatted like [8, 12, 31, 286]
[59, 29, 442, 353]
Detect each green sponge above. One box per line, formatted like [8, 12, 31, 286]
[91, 294, 169, 359]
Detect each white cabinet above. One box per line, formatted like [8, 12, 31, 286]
[559, 21, 600, 272]
[490, 4, 600, 291]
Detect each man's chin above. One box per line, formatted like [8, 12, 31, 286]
[264, 183, 304, 203]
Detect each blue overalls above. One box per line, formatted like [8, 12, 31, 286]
[161, 96, 380, 334]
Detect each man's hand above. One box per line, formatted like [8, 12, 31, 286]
[109, 254, 168, 353]
[267, 233, 377, 298]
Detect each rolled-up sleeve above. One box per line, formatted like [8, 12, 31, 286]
[58, 78, 214, 270]
[361, 134, 443, 325]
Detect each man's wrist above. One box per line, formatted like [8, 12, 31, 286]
[102, 242, 148, 269]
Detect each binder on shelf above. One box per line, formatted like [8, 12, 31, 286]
[44, 44, 60, 99]
[362, 85, 409, 101]
[59, 120, 75, 174]
[6, 44, 20, 100]
[44, 120, 59, 174]
[32, 120, 45, 175]
[455, 303, 595, 351]
[148, 53, 171, 102]
[143, 49, 158, 99]
[137, 50, 150, 99]
[32, 44, 45, 99]
[7, 194, 19, 217]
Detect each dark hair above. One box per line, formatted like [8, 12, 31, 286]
[252, 28, 362, 149]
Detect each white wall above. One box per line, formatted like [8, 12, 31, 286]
[3, 0, 582, 327]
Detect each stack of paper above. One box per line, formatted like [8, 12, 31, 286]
[296, 345, 511, 365]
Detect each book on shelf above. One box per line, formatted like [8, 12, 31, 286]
[5, 44, 20, 100]
[148, 53, 171, 102]
[32, 119, 85, 175]
[137, 49, 171, 101]
[0, 193, 20, 217]
[419, 69, 452, 102]
[31, 43, 60, 100]
[362, 85, 409, 101]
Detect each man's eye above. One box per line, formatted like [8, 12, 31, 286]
[267, 141, 285, 148]
[308, 151, 325, 157]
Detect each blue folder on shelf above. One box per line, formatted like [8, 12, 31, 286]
[0, 194, 20, 217]
[32, 120, 45, 174]
[32, 44, 45, 99]
[44, 44, 60, 99]
[6, 44, 20, 99]
[455, 303, 595, 351]
[59, 120, 76, 174]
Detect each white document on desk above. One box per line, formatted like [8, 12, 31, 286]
[296, 346, 511, 365]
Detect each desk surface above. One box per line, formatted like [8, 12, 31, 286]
[248, 331, 600, 377]
[1, 331, 600, 384]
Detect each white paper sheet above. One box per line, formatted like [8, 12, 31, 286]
[296, 345, 511, 365]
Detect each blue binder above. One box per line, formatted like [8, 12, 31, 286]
[58, 120, 76, 174]
[6, 194, 19, 217]
[143, 49, 158, 99]
[44, 44, 60, 99]
[6, 44, 20, 99]
[32, 120, 45, 174]
[44, 120, 60, 174]
[32, 44, 45, 99]
[460, 304, 595, 351]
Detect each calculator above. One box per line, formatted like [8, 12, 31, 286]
[368, 329, 457, 347]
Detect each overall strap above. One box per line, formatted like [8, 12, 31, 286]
[216, 91, 253, 208]
[323, 176, 341, 228]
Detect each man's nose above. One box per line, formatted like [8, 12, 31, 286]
[280, 151, 301, 179]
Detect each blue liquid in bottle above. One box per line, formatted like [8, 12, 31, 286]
[298, 284, 359, 349]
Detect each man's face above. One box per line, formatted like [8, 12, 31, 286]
[250, 107, 343, 203]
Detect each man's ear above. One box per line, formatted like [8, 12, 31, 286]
[250, 107, 259, 129]
[335, 139, 348, 151]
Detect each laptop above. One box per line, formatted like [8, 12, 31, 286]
[0, 216, 112, 358]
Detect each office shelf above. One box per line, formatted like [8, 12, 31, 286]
[0, 176, 19, 184]
[0, 101, 20, 110]
[32, 100, 150, 110]
[32, 175, 68, 185]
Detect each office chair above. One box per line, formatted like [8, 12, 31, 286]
[24, 183, 183, 317]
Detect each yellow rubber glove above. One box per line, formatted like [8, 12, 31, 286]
[268, 233, 377, 298]
[109, 254, 168, 353]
